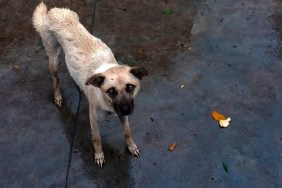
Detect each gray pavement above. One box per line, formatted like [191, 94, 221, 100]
[1, 0, 282, 187]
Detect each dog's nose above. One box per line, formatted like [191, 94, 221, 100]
[120, 105, 131, 115]
[122, 105, 129, 111]
[119, 104, 133, 116]
[115, 100, 134, 116]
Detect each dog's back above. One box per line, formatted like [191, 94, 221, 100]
[32, 2, 117, 89]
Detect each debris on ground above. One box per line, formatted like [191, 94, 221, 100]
[14, 64, 20, 70]
[169, 143, 177, 151]
[180, 85, 184, 88]
[212, 110, 231, 128]
[219, 117, 231, 128]
[222, 161, 229, 173]
[163, 10, 175, 15]
[211, 110, 225, 121]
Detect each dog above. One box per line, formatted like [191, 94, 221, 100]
[32, 2, 148, 167]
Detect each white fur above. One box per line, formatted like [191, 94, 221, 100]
[94, 63, 118, 74]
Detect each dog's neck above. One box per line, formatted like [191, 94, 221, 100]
[94, 64, 118, 74]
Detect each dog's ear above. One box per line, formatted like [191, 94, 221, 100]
[85, 73, 105, 87]
[130, 66, 148, 80]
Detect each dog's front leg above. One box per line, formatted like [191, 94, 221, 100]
[89, 107, 105, 167]
[118, 116, 140, 157]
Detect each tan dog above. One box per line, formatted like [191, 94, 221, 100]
[32, 2, 148, 167]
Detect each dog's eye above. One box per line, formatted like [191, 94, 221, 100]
[126, 84, 135, 93]
[106, 87, 117, 97]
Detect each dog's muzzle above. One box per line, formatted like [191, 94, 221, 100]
[115, 100, 134, 116]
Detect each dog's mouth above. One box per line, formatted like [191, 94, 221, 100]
[114, 100, 134, 116]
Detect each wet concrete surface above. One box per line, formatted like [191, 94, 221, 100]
[1, 0, 282, 187]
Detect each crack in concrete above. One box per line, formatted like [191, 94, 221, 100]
[64, 1, 98, 187]
[64, 92, 81, 188]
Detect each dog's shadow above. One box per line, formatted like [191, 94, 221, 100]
[57, 87, 135, 187]
[76, 97, 135, 185]
[48, 57, 134, 186]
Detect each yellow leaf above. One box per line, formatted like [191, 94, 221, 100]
[211, 110, 226, 121]
[169, 143, 176, 151]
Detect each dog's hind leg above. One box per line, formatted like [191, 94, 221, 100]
[43, 34, 63, 107]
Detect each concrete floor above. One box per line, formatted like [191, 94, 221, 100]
[1, 0, 282, 187]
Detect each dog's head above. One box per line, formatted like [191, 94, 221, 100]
[86, 65, 148, 116]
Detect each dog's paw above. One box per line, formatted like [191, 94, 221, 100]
[127, 144, 140, 157]
[54, 96, 63, 107]
[95, 152, 105, 168]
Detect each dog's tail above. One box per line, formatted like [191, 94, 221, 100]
[32, 2, 48, 37]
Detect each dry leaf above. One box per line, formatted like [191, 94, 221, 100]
[211, 110, 226, 121]
[169, 143, 176, 151]
[14, 64, 20, 70]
